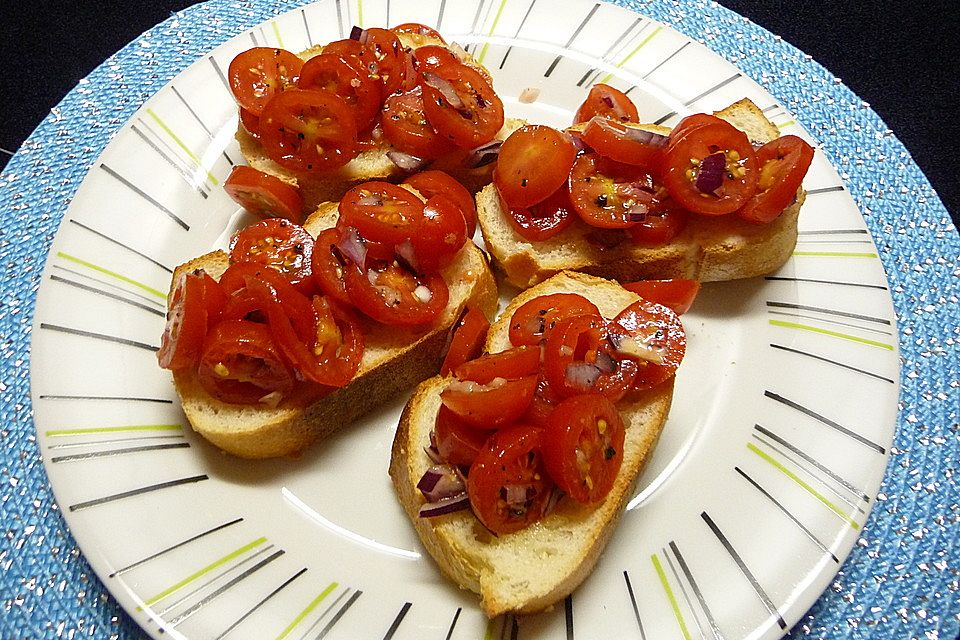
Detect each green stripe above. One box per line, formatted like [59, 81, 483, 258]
[747, 443, 860, 530]
[138, 537, 268, 609]
[271, 20, 284, 48]
[477, 0, 509, 64]
[273, 582, 338, 640]
[775, 119, 796, 130]
[145, 108, 219, 186]
[57, 251, 167, 300]
[599, 25, 663, 84]
[792, 251, 878, 258]
[356, 0, 364, 28]
[46, 424, 182, 437]
[651, 553, 692, 640]
[768, 319, 894, 351]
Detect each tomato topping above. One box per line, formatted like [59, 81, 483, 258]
[310, 227, 353, 305]
[338, 182, 424, 245]
[391, 22, 446, 44]
[505, 185, 577, 242]
[228, 47, 303, 116]
[228, 218, 315, 294]
[344, 260, 449, 326]
[197, 320, 296, 405]
[258, 88, 358, 172]
[621, 279, 701, 315]
[360, 28, 408, 96]
[467, 425, 553, 535]
[611, 299, 686, 390]
[581, 118, 665, 171]
[569, 153, 660, 229]
[440, 375, 538, 429]
[403, 170, 477, 237]
[157, 270, 226, 370]
[422, 61, 504, 148]
[223, 166, 304, 223]
[543, 314, 637, 402]
[218, 262, 318, 343]
[382, 87, 456, 159]
[662, 118, 758, 216]
[440, 306, 490, 376]
[494, 125, 577, 209]
[239, 107, 261, 138]
[523, 376, 562, 427]
[412, 45, 460, 73]
[737, 135, 814, 223]
[434, 405, 493, 466]
[453, 345, 541, 384]
[408, 195, 468, 272]
[624, 198, 689, 246]
[508, 292, 600, 347]
[298, 52, 381, 131]
[574, 84, 639, 124]
[542, 394, 625, 505]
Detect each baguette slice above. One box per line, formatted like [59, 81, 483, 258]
[477, 98, 805, 288]
[389, 271, 674, 617]
[171, 202, 498, 459]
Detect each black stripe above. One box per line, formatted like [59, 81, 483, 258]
[208, 55, 231, 93]
[69, 219, 174, 273]
[798, 228, 869, 235]
[764, 390, 885, 454]
[565, 594, 574, 640]
[382, 602, 412, 640]
[543, 3, 600, 76]
[98, 163, 190, 231]
[39, 323, 159, 352]
[39, 394, 172, 403]
[668, 542, 724, 639]
[764, 275, 887, 291]
[766, 301, 891, 325]
[51, 442, 189, 463]
[654, 73, 742, 125]
[735, 467, 839, 563]
[576, 16, 644, 86]
[768, 310, 892, 338]
[623, 571, 647, 639]
[642, 42, 689, 79]
[769, 343, 895, 383]
[470, 0, 486, 36]
[48, 434, 185, 451]
[315, 589, 363, 640]
[498, 0, 539, 69]
[335, 0, 344, 39]
[437, 0, 448, 29]
[52, 264, 166, 308]
[130, 121, 211, 197]
[663, 550, 707, 638]
[301, 8, 314, 47]
[700, 512, 787, 630]
[385, 0, 391, 24]
[110, 518, 243, 578]
[250, 31, 260, 46]
[805, 186, 845, 195]
[69, 474, 208, 511]
[49, 274, 166, 317]
[444, 608, 462, 640]
[170, 85, 237, 167]
[214, 568, 308, 640]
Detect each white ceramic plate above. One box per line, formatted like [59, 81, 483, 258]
[30, 1, 899, 638]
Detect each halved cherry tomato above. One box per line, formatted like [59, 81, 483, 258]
[157, 270, 226, 370]
[382, 87, 456, 159]
[338, 182, 424, 245]
[228, 47, 303, 116]
[321, 38, 371, 73]
[467, 425, 553, 535]
[581, 117, 665, 171]
[223, 166, 304, 223]
[344, 260, 449, 325]
[310, 227, 353, 305]
[440, 375, 537, 429]
[434, 405, 493, 466]
[453, 345, 541, 385]
[258, 88, 358, 172]
[403, 170, 477, 236]
[440, 306, 490, 376]
[228, 218, 315, 294]
[197, 320, 296, 405]
[621, 279, 701, 315]
[494, 125, 577, 209]
[218, 263, 318, 345]
[611, 298, 686, 390]
[360, 28, 408, 96]
[543, 314, 637, 401]
[737, 135, 814, 223]
[422, 61, 504, 148]
[542, 394, 624, 505]
[663, 119, 758, 216]
[239, 107, 261, 138]
[624, 197, 689, 246]
[508, 292, 600, 347]
[412, 44, 460, 73]
[569, 153, 660, 229]
[298, 52, 381, 131]
[523, 376, 561, 427]
[574, 84, 639, 124]
[391, 22, 446, 44]
[664, 113, 722, 150]
[505, 186, 577, 242]
[409, 195, 468, 272]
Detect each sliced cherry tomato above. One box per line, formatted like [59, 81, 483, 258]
[223, 166, 304, 223]
[218, 263, 318, 345]
[228, 47, 303, 116]
[298, 52, 381, 131]
[505, 185, 577, 242]
[321, 38, 370, 72]
[409, 195, 468, 273]
[494, 125, 577, 209]
[663, 119, 758, 216]
[360, 28, 408, 96]
[344, 260, 449, 326]
[624, 197, 689, 246]
[621, 279, 701, 315]
[228, 218, 315, 293]
[434, 405, 493, 466]
[574, 84, 639, 124]
[422, 61, 504, 148]
[523, 376, 561, 428]
[440, 375, 538, 429]
[467, 425, 553, 535]
[391, 22, 446, 44]
[239, 107, 261, 138]
[737, 135, 814, 223]
[403, 170, 477, 237]
[542, 394, 624, 505]
[508, 292, 600, 347]
[310, 227, 352, 305]
[612, 298, 686, 390]
[569, 153, 660, 229]
[581, 117, 665, 171]
[197, 319, 296, 405]
[338, 182, 424, 245]
[157, 270, 226, 370]
[543, 314, 637, 401]
[664, 113, 722, 150]
[381, 86, 457, 159]
[412, 44, 460, 73]
[453, 345, 541, 385]
[440, 306, 490, 376]
[258, 88, 358, 172]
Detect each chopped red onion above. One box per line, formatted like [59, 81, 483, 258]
[463, 139, 502, 168]
[336, 226, 367, 268]
[504, 483, 531, 507]
[421, 72, 465, 110]
[387, 150, 429, 171]
[585, 117, 669, 149]
[394, 238, 421, 274]
[696, 152, 726, 193]
[595, 351, 617, 374]
[418, 493, 471, 518]
[417, 464, 466, 502]
[565, 361, 601, 389]
[349, 25, 364, 41]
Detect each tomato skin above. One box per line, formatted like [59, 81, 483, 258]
[434, 405, 493, 466]
[298, 52, 381, 130]
[453, 345, 542, 385]
[381, 87, 456, 160]
[505, 186, 577, 242]
[440, 375, 538, 429]
[310, 227, 353, 305]
[581, 118, 665, 171]
[157, 270, 226, 371]
[224, 166, 304, 223]
[422, 61, 504, 148]
[611, 298, 686, 390]
[737, 135, 814, 224]
[569, 153, 660, 229]
[494, 125, 577, 209]
[344, 260, 449, 326]
[467, 425, 554, 535]
[258, 88, 358, 172]
[338, 182, 424, 245]
[359, 28, 408, 96]
[542, 314, 637, 402]
[409, 194, 468, 273]
[621, 279, 701, 315]
[228, 47, 303, 116]
[391, 22, 446, 43]
[440, 306, 490, 377]
[624, 198, 689, 246]
[228, 218, 315, 294]
[197, 320, 296, 405]
[574, 84, 639, 124]
[239, 107, 261, 138]
[542, 394, 625, 505]
[402, 170, 477, 237]
[508, 292, 600, 347]
[412, 45, 460, 73]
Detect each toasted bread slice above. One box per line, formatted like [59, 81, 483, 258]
[171, 201, 498, 459]
[389, 271, 674, 617]
[476, 99, 805, 288]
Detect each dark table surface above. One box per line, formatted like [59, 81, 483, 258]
[1, 1, 957, 229]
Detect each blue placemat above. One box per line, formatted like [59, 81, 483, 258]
[1, 1, 957, 638]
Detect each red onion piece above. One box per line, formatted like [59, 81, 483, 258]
[336, 226, 367, 269]
[463, 140, 502, 168]
[349, 25, 364, 41]
[394, 238, 421, 274]
[595, 351, 617, 374]
[387, 150, 429, 171]
[417, 464, 467, 502]
[418, 493, 471, 518]
[565, 361, 601, 389]
[421, 72, 465, 110]
[696, 152, 726, 193]
[621, 125, 669, 148]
